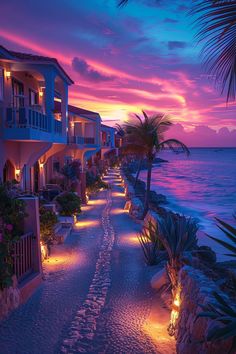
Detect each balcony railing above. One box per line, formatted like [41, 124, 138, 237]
[13, 232, 35, 283]
[6, 107, 49, 132]
[68, 136, 95, 145]
[54, 119, 62, 134]
[6, 107, 63, 135]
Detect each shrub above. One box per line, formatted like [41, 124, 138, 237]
[60, 159, 81, 191]
[138, 220, 164, 265]
[56, 192, 81, 216]
[197, 292, 236, 353]
[158, 212, 198, 296]
[86, 172, 108, 195]
[0, 183, 26, 289]
[40, 206, 58, 245]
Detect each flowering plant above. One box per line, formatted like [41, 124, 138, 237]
[0, 183, 26, 289]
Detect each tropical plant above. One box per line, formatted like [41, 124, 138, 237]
[197, 291, 236, 353]
[56, 192, 81, 216]
[206, 215, 236, 257]
[0, 183, 26, 289]
[60, 159, 81, 191]
[122, 111, 189, 217]
[39, 206, 58, 246]
[158, 212, 198, 295]
[138, 220, 164, 265]
[192, 0, 236, 101]
[86, 171, 108, 195]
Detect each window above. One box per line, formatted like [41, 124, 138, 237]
[29, 89, 38, 106]
[12, 78, 24, 108]
[0, 68, 3, 101]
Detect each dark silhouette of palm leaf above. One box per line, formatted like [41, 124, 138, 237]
[117, 0, 129, 7]
[206, 216, 236, 257]
[197, 291, 236, 351]
[192, 0, 236, 101]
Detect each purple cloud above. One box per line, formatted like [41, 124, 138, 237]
[168, 41, 187, 50]
[163, 18, 178, 24]
[72, 57, 114, 82]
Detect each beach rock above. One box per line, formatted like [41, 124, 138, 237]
[149, 191, 168, 205]
[129, 197, 144, 219]
[151, 268, 169, 290]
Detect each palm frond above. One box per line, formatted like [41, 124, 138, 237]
[158, 138, 190, 155]
[192, 0, 236, 101]
[197, 291, 236, 348]
[117, 0, 129, 6]
[206, 216, 236, 257]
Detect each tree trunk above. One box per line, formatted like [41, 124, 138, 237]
[143, 158, 152, 218]
[134, 158, 142, 189]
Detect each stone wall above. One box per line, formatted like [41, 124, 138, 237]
[0, 275, 20, 320]
[176, 266, 233, 354]
[123, 177, 144, 219]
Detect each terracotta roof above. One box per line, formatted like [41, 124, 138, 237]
[0, 44, 73, 84]
[54, 102, 100, 120]
[68, 104, 100, 118]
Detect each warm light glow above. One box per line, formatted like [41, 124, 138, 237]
[88, 199, 106, 205]
[81, 205, 93, 212]
[111, 208, 129, 215]
[39, 162, 44, 169]
[15, 168, 21, 179]
[168, 285, 181, 336]
[40, 242, 48, 261]
[113, 192, 125, 197]
[39, 87, 44, 98]
[120, 232, 140, 246]
[5, 71, 11, 79]
[75, 220, 100, 228]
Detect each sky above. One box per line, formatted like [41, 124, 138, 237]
[0, 0, 236, 146]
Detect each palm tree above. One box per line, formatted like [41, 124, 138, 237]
[192, 1, 236, 101]
[122, 111, 189, 217]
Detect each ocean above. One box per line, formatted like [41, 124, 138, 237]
[139, 148, 236, 261]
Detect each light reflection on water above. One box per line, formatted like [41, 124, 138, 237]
[139, 148, 236, 260]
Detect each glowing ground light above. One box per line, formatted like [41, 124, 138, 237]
[81, 205, 93, 212]
[168, 287, 181, 336]
[120, 232, 140, 246]
[88, 199, 107, 205]
[75, 220, 100, 228]
[111, 208, 129, 215]
[40, 242, 48, 261]
[113, 192, 125, 197]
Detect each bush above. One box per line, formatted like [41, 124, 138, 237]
[56, 192, 81, 216]
[86, 172, 108, 195]
[138, 220, 165, 265]
[0, 183, 26, 289]
[40, 206, 58, 245]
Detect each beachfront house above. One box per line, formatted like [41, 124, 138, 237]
[101, 124, 116, 158]
[0, 44, 73, 192]
[46, 104, 102, 202]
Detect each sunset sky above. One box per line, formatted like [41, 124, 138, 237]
[1, 0, 236, 146]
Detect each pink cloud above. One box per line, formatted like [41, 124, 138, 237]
[166, 124, 236, 147]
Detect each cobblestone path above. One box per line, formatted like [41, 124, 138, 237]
[0, 169, 172, 354]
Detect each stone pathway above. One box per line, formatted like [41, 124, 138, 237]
[0, 169, 175, 354]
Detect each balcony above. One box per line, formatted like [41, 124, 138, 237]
[54, 119, 62, 134]
[68, 136, 95, 146]
[4, 107, 65, 143]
